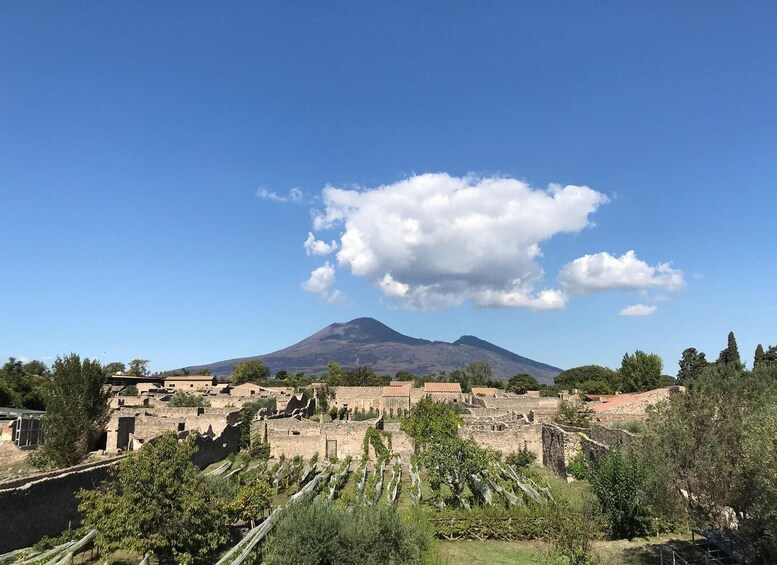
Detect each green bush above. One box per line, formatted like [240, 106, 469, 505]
[505, 445, 537, 469]
[169, 392, 210, 407]
[553, 400, 593, 428]
[262, 500, 437, 565]
[587, 449, 652, 539]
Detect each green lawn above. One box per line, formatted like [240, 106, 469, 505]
[440, 540, 541, 564]
[440, 535, 696, 564]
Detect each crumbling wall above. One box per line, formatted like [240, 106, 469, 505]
[541, 423, 581, 479]
[483, 397, 560, 420]
[189, 424, 241, 469]
[463, 423, 542, 460]
[332, 387, 382, 412]
[0, 458, 120, 553]
[588, 423, 636, 451]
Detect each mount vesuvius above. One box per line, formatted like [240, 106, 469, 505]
[189, 318, 563, 384]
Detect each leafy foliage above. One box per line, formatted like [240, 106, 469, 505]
[169, 391, 210, 407]
[400, 397, 462, 449]
[231, 359, 270, 384]
[506, 373, 540, 394]
[553, 400, 594, 428]
[228, 479, 272, 526]
[639, 362, 777, 561]
[419, 436, 493, 504]
[676, 347, 708, 384]
[505, 444, 537, 469]
[128, 359, 150, 377]
[262, 500, 436, 565]
[240, 397, 276, 447]
[0, 356, 47, 409]
[620, 350, 663, 392]
[587, 450, 653, 539]
[40, 354, 109, 467]
[578, 380, 613, 395]
[119, 385, 139, 396]
[78, 433, 229, 562]
[555, 365, 620, 392]
[716, 331, 741, 367]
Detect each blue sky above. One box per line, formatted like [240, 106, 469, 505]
[2, 2, 776, 374]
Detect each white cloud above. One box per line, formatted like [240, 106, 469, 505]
[309, 173, 608, 310]
[301, 262, 336, 294]
[301, 262, 345, 303]
[619, 304, 658, 316]
[258, 186, 305, 203]
[559, 251, 685, 295]
[304, 232, 338, 256]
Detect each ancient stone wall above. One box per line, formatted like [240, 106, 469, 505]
[0, 458, 120, 553]
[541, 423, 581, 479]
[482, 397, 560, 421]
[189, 424, 241, 469]
[462, 423, 542, 460]
[332, 387, 382, 412]
[588, 423, 636, 451]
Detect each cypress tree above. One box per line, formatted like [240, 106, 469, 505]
[718, 331, 741, 366]
[755, 344, 765, 368]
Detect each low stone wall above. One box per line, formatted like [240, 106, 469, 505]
[463, 423, 542, 460]
[482, 397, 560, 421]
[588, 423, 636, 451]
[541, 423, 581, 479]
[0, 458, 119, 553]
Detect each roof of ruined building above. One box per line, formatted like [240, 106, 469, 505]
[470, 387, 498, 397]
[389, 381, 412, 387]
[163, 375, 215, 381]
[382, 386, 411, 397]
[424, 382, 462, 393]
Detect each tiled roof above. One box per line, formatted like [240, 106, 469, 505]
[382, 386, 411, 397]
[470, 387, 497, 397]
[163, 375, 214, 381]
[389, 381, 412, 387]
[424, 382, 462, 393]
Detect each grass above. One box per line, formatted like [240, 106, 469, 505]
[440, 535, 697, 565]
[440, 540, 540, 564]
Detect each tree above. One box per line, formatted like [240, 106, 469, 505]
[42, 354, 109, 467]
[323, 361, 346, 386]
[754, 344, 765, 368]
[400, 396, 462, 449]
[620, 351, 663, 392]
[466, 361, 493, 386]
[0, 357, 46, 410]
[553, 399, 594, 428]
[22, 360, 49, 377]
[194, 368, 211, 376]
[506, 373, 539, 394]
[119, 385, 139, 396]
[229, 480, 272, 527]
[231, 359, 270, 385]
[640, 363, 777, 561]
[342, 366, 388, 387]
[677, 347, 708, 385]
[78, 433, 229, 562]
[128, 359, 150, 377]
[579, 380, 613, 395]
[420, 436, 490, 503]
[396, 370, 416, 381]
[103, 362, 126, 376]
[717, 331, 741, 367]
[555, 365, 621, 392]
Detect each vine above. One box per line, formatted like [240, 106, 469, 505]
[362, 426, 393, 464]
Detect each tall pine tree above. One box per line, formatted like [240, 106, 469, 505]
[755, 344, 765, 368]
[717, 331, 741, 367]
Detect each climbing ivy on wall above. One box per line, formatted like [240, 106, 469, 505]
[362, 427, 393, 463]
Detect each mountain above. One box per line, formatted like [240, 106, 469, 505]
[189, 317, 563, 384]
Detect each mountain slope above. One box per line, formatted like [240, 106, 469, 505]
[190, 317, 562, 384]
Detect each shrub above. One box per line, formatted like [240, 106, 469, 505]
[119, 385, 139, 396]
[587, 449, 652, 539]
[566, 449, 588, 481]
[505, 445, 537, 469]
[553, 400, 593, 428]
[262, 500, 436, 565]
[169, 392, 210, 407]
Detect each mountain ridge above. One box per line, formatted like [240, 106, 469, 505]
[189, 317, 563, 384]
